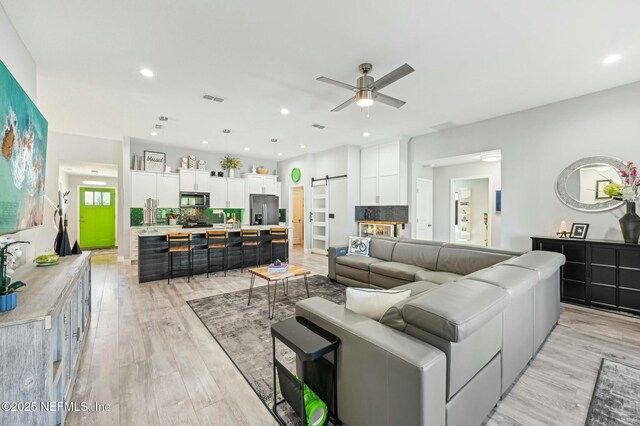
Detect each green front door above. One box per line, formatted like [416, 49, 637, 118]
[79, 187, 116, 248]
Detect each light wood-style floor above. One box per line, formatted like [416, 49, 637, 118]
[66, 249, 640, 426]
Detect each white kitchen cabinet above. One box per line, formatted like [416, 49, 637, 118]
[131, 171, 180, 208]
[360, 137, 408, 205]
[227, 178, 246, 208]
[210, 177, 246, 208]
[209, 177, 228, 207]
[156, 174, 179, 207]
[131, 171, 157, 207]
[179, 169, 210, 192]
[246, 174, 277, 195]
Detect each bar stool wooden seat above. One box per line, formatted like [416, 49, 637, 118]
[269, 227, 289, 263]
[167, 232, 193, 284]
[206, 230, 229, 277]
[241, 229, 262, 272]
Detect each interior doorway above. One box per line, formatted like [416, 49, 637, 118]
[292, 186, 305, 247]
[415, 178, 433, 240]
[79, 187, 117, 248]
[450, 177, 491, 246]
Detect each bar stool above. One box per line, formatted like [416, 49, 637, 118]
[241, 229, 261, 272]
[167, 232, 193, 284]
[206, 230, 228, 277]
[269, 227, 289, 263]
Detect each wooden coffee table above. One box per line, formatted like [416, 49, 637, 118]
[247, 265, 311, 319]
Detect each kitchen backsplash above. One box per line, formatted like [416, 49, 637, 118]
[130, 208, 243, 226]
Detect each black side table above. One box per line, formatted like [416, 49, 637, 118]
[271, 317, 341, 425]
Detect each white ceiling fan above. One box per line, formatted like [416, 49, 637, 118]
[317, 63, 415, 112]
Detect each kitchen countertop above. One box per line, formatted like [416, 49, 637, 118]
[135, 224, 290, 237]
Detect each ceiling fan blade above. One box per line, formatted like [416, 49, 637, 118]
[331, 96, 356, 112]
[317, 77, 357, 91]
[375, 92, 406, 108]
[370, 63, 415, 91]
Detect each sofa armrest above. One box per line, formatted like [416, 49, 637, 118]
[328, 245, 348, 280]
[296, 297, 446, 426]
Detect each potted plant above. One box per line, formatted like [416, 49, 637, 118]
[220, 155, 242, 178]
[604, 161, 640, 243]
[0, 239, 29, 312]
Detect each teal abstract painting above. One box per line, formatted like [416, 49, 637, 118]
[0, 59, 48, 234]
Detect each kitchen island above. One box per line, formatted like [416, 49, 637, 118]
[136, 225, 289, 283]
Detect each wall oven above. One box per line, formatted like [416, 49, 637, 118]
[180, 192, 209, 208]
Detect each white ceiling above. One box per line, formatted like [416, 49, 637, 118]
[2, 1, 640, 160]
[59, 161, 118, 178]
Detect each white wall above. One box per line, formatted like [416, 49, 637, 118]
[410, 81, 640, 251]
[432, 161, 501, 246]
[277, 145, 360, 250]
[131, 139, 277, 174]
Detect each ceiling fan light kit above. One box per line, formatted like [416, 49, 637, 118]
[317, 62, 414, 112]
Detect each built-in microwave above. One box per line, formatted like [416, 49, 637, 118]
[180, 192, 209, 208]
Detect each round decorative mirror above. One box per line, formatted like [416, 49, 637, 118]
[556, 156, 626, 211]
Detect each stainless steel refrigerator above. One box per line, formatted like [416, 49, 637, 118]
[250, 195, 279, 225]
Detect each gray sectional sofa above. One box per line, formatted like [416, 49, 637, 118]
[295, 236, 565, 426]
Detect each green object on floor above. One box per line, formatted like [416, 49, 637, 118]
[296, 376, 328, 426]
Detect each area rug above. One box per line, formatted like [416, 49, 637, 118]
[188, 275, 345, 425]
[586, 358, 640, 425]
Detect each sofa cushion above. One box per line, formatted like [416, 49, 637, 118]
[391, 242, 441, 270]
[345, 287, 411, 321]
[503, 251, 566, 281]
[368, 236, 398, 261]
[379, 281, 441, 330]
[370, 262, 426, 282]
[336, 264, 370, 284]
[436, 247, 514, 276]
[369, 273, 412, 289]
[400, 279, 508, 342]
[466, 264, 538, 297]
[414, 270, 462, 284]
[336, 255, 383, 271]
[394, 280, 442, 296]
[347, 236, 371, 256]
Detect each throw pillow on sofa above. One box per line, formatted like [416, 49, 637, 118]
[345, 287, 411, 321]
[347, 236, 371, 256]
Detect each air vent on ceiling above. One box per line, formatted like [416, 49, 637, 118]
[158, 116, 168, 121]
[203, 94, 225, 102]
[430, 121, 458, 132]
[154, 124, 164, 129]
[312, 123, 326, 129]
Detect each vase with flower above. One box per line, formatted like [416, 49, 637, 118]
[604, 161, 640, 243]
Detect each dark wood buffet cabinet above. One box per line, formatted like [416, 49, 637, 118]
[532, 237, 640, 315]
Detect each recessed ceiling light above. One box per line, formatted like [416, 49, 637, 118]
[82, 180, 107, 186]
[277, 152, 283, 156]
[280, 108, 289, 115]
[363, 132, 370, 137]
[150, 131, 158, 136]
[243, 147, 249, 151]
[202, 140, 208, 144]
[300, 145, 306, 149]
[602, 54, 622, 65]
[91, 170, 99, 173]
[140, 68, 154, 78]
